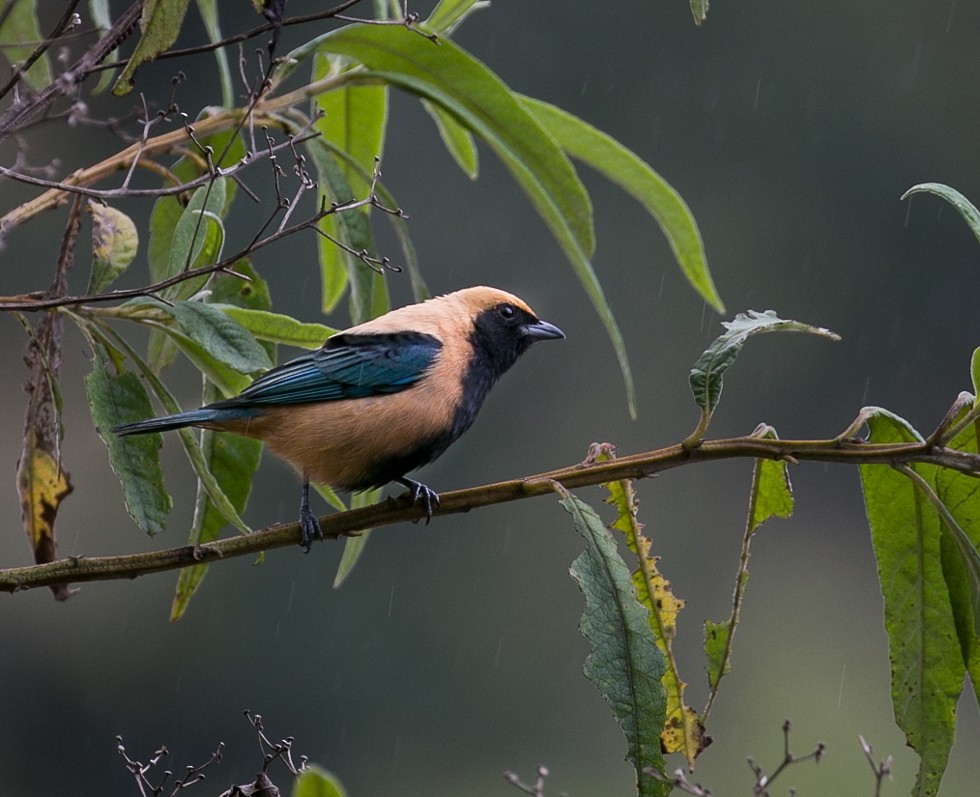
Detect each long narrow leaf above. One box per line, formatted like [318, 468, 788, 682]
[563, 492, 667, 796]
[521, 96, 722, 313]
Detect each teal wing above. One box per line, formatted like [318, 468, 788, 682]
[225, 332, 443, 407]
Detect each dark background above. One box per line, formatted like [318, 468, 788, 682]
[1, 1, 979, 794]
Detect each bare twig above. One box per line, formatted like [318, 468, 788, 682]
[859, 736, 892, 797]
[0, 1, 144, 135]
[747, 720, 825, 796]
[0, 186, 396, 312]
[504, 766, 550, 797]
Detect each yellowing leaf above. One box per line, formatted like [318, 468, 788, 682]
[88, 201, 139, 293]
[592, 444, 708, 768]
[16, 438, 73, 583]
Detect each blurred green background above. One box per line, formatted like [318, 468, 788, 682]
[2, 1, 980, 794]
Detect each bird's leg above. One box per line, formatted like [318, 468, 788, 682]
[395, 477, 440, 524]
[298, 476, 322, 552]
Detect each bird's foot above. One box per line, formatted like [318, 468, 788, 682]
[299, 477, 322, 553]
[396, 478, 440, 524]
[299, 505, 323, 553]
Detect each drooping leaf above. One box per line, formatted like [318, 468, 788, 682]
[113, 0, 193, 95]
[292, 765, 348, 797]
[521, 95, 723, 313]
[17, 436, 72, 566]
[690, 310, 840, 416]
[87, 202, 139, 293]
[902, 183, 980, 251]
[86, 347, 171, 536]
[859, 409, 964, 797]
[422, 98, 479, 179]
[591, 444, 707, 769]
[0, 0, 52, 90]
[563, 492, 668, 796]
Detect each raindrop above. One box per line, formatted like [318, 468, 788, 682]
[493, 636, 504, 668]
[387, 584, 396, 618]
[286, 579, 296, 613]
[753, 78, 762, 111]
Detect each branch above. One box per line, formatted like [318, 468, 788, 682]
[3, 432, 978, 595]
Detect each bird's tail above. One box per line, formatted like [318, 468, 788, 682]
[113, 407, 243, 436]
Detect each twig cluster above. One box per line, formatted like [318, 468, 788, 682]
[115, 711, 307, 796]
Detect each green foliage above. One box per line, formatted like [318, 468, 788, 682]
[563, 491, 668, 796]
[112, 0, 193, 95]
[688, 310, 840, 439]
[292, 765, 348, 797]
[85, 348, 171, 535]
[859, 410, 964, 797]
[0, 0, 51, 89]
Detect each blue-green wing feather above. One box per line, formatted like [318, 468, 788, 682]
[227, 332, 442, 407]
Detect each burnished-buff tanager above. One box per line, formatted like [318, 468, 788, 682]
[114, 286, 564, 549]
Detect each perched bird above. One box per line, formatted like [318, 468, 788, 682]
[114, 286, 564, 550]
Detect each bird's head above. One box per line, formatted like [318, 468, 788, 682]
[452, 286, 565, 373]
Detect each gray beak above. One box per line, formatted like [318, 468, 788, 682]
[524, 319, 565, 341]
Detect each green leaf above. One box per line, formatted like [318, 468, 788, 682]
[690, 310, 840, 416]
[313, 53, 388, 205]
[169, 301, 273, 374]
[86, 347, 171, 535]
[563, 492, 668, 796]
[311, 52, 388, 312]
[166, 184, 227, 295]
[902, 183, 980, 250]
[859, 410, 964, 797]
[594, 446, 706, 768]
[212, 305, 335, 349]
[113, 0, 192, 95]
[690, 0, 709, 26]
[332, 488, 381, 588]
[292, 765, 348, 797]
[193, 0, 233, 107]
[933, 403, 980, 689]
[748, 425, 794, 532]
[0, 0, 52, 90]
[422, 98, 479, 179]
[521, 96, 722, 313]
[307, 24, 593, 250]
[304, 137, 390, 323]
[87, 201, 139, 293]
[425, 0, 491, 35]
[705, 425, 792, 704]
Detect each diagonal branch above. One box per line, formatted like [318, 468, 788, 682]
[2, 432, 978, 595]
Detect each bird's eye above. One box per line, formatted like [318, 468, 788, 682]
[497, 303, 516, 321]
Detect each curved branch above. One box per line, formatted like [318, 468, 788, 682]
[3, 433, 978, 595]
